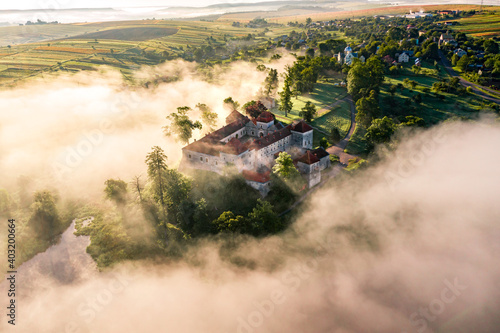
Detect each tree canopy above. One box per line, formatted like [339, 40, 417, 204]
[163, 106, 202, 145]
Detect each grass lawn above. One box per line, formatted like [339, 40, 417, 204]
[273, 79, 347, 121]
[380, 61, 487, 125]
[311, 100, 351, 137]
[344, 125, 369, 156]
[445, 11, 500, 38]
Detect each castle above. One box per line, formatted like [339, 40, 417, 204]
[180, 109, 331, 195]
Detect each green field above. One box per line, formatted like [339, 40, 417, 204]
[310, 100, 351, 137]
[344, 125, 369, 156]
[380, 61, 488, 125]
[0, 19, 297, 86]
[274, 79, 347, 120]
[445, 11, 500, 37]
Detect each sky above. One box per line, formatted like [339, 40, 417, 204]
[0, 0, 283, 10]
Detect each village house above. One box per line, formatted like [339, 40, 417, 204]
[180, 110, 331, 194]
[337, 45, 358, 66]
[439, 31, 457, 47]
[454, 48, 467, 57]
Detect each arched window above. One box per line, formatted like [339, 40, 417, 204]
[236, 134, 239, 139]
[200, 157, 203, 161]
[206, 158, 208, 162]
[188, 154, 192, 158]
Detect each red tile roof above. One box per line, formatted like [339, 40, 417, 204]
[222, 138, 247, 155]
[290, 120, 313, 133]
[312, 147, 329, 159]
[226, 110, 247, 124]
[242, 169, 271, 183]
[297, 151, 320, 165]
[256, 111, 274, 123]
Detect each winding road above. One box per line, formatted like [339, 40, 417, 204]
[438, 50, 500, 104]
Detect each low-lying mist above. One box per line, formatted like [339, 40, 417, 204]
[1, 55, 500, 332]
[0, 56, 293, 201]
[2, 111, 500, 332]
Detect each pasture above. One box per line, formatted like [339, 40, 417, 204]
[445, 11, 500, 38]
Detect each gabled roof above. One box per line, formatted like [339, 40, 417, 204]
[290, 120, 313, 133]
[297, 151, 320, 165]
[256, 111, 274, 123]
[312, 147, 330, 159]
[226, 110, 248, 125]
[210, 118, 249, 141]
[242, 169, 271, 183]
[222, 138, 247, 155]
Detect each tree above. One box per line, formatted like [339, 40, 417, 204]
[347, 56, 384, 101]
[401, 115, 425, 127]
[306, 47, 315, 58]
[355, 90, 380, 128]
[365, 116, 396, 145]
[163, 106, 202, 145]
[388, 27, 404, 41]
[131, 175, 144, 202]
[28, 191, 61, 239]
[145, 146, 168, 209]
[272, 152, 299, 179]
[457, 54, 470, 71]
[483, 39, 499, 54]
[248, 199, 282, 235]
[196, 103, 218, 133]
[330, 127, 342, 144]
[319, 137, 330, 149]
[104, 179, 128, 205]
[279, 75, 293, 117]
[422, 42, 439, 60]
[412, 65, 421, 75]
[223, 97, 240, 111]
[244, 100, 268, 118]
[451, 53, 459, 66]
[212, 211, 247, 233]
[299, 101, 317, 122]
[409, 80, 418, 89]
[264, 68, 279, 97]
[306, 17, 312, 25]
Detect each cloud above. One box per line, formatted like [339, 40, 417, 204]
[1, 116, 500, 332]
[0, 56, 294, 201]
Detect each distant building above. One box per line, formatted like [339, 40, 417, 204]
[337, 45, 358, 65]
[404, 10, 433, 19]
[454, 48, 467, 57]
[439, 31, 457, 46]
[398, 52, 410, 63]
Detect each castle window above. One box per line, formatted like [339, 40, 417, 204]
[236, 134, 239, 139]
[216, 162, 218, 165]
[189, 154, 192, 158]
[200, 157, 203, 161]
[206, 158, 208, 162]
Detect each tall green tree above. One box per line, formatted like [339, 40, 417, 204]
[365, 116, 396, 145]
[223, 97, 240, 111]
[163, 106, 202, 145]
[104, 179, 128, 205]
[299, 101, 317, 122]
[248, 199, 282, 235]
[347, 56, 384, 101]
[272, 152, 299, 179]
[212, 211, 248, 233]
[279, 76, 293, 117]
[196, 103, 218, 133]
[355, 90, 380, 128]
[145, 146, 168, 209]
[28, 191, 61, 239]
[330, 127, 342, 144]
[264, 68, 279, 97]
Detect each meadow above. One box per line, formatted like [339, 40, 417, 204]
[445, 11, 500, 38]
[0, 19, 296, 86]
